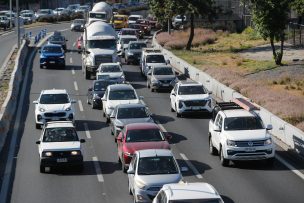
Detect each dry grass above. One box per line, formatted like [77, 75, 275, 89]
[158, 27, 304, 131]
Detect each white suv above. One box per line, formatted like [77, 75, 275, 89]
[153, 182, 224, 203]
[102, 84, 142, 123]
[33, 89, 76, 129]
[170, 82, 212, 117]
[35, 121, 85, 173]
[209, 98, 275, 166]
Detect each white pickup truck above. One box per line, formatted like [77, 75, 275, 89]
[208, 98, 275, 166]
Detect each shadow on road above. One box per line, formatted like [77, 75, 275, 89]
[176, 159, 212, 177]
[76, 120, 107, 131]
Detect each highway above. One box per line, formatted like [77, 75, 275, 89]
[3, 27, 304, 203]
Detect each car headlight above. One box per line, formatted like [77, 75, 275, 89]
[151, 79, 159, 84]
[39, 107, 45, 112]
[71, 150, 81, 155]
[227, 139, 236, 147]
[121, 75, 125, 79]
[43, 151, 52, 157]
[135, 179, 146, 189]
[60, 55, 65, 59]
[264, 138, 272, 145]
[65, 107, 71, 111]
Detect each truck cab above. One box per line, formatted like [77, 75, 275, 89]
[208, 98, 275, 166]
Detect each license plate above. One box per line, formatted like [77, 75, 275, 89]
[192, 106, 201, 110]
[49, 61, 55, 64]
[57, 158, 67, 163]
[245, 147, 256, 152]
[162, 84, 169, 87]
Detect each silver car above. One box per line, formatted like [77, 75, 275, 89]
[110, 103, 154, 138]
[128, 149, 186, 203]
[125, 41, 147, 65]
[147, 65, 178, 92]
[71, 19, 85, 31]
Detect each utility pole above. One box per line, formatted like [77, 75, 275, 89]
[16, 0, 20, 48]
[9, 0, 12, 28]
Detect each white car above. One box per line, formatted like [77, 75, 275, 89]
[35, 121, 85, 173]
[33, 89, 76, 129]
[170, 81, 213, 117]
[96, 62, 125, 83]
[153, 182, 224, 203]
[128, 149, 186, 203]
[140, 48, 169, 77]
[128, 14, 143, 24]
[102, 84, 142, 123]
[209, 98, 275, 166]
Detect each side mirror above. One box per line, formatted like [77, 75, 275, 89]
[36, 140, 41, 144]
[166, 59, 170, 64]
[208, 91, 213, 95]
[80, 139, 86, 143]
[33, 100, 38, 104]
[266, 124, 273, 131]
[171, 92, 176, 96]
[213, 125, 221, 132]
[71, 99, 76, 103]
[127, 168, 135, 174]
[180, 166, 188, 172]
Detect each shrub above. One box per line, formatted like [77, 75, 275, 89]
[242, 27, 261, 40]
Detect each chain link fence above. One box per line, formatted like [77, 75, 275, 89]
[287, 22, 304, 47]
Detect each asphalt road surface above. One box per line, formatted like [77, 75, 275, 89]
[4, 26, 304, 203]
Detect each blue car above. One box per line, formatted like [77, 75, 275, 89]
[40, 44, 65, 69]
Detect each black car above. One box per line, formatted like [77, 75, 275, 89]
[87, 80, 114, 109]
[48, 34, 68, 50]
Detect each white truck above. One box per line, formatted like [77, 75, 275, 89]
[88, 2, 113, 24]
[208, 98, 275, 166]
[140, 48, 169, 77]
[82, 21, 119, 79]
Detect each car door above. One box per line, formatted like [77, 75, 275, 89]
[170, 84, 178, 109]
[128, 154, 137, 190]
[102, 89, 108, 112]
[213, 114, 223, 150]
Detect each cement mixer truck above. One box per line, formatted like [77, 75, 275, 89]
[82, 21, 119, 79]
[88, 2, 113, 24]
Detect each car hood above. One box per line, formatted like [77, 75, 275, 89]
[224, 129, 270, 141]
[177, 94, 210, 101]
[125, 141, 170, 154]
[41, 141, 81, 151]
[117, 117, 153, 126]
[38, 103, 71, 112]
[136, 173, 182, 187]
[99, 72, 123, 78]
[153, 75, 176, 80]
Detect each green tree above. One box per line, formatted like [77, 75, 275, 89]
[251, 0, 290, 65]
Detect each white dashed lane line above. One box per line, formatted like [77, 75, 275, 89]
[69, 57, 73, 64]
[78, 100, 84, 112]
[84, 123, 91, 139]
[180, 153, 203, 179]
[74, 81, 78, 91]
[73, 42, 76, 47]
[92, 156, 104, 182]
[72, 68, 75, 75]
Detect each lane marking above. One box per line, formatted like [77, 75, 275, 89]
[156, 121, 167, 133]
[73, 42, 76, 47]
[72, 68, 75, 75]
[84, 123, 91, 139]
[70, 57, 73, 64]
[74, 81, 78, 91]
[92, 156, 104, 182]
[276, 154, 304, 181]
[78, 100, 84, 112]
[180, 153, 203, 179]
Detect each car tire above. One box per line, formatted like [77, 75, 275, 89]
[85, 69, 90, 80]
[209, 136, 217, 155]
[128, 180, 132, 195]
[106, 117, 110, 123]
[220, 147, 229, 167]
[175, 105, 181, 117]
[103, 112, 106, 117]
[40, 164, 45, 173]
[35, 123, 41, 129]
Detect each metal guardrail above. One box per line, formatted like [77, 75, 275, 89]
[152, 31, 304, 157]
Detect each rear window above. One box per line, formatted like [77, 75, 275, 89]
[42, 46, 62, 53]
[109, 89, 137, 100]
[146, 55, 165, 63]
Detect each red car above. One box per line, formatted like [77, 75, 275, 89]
[116, 123, 171, 172]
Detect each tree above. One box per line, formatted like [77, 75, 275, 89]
[251, 0, 290, 65]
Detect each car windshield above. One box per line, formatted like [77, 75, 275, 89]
[39, 94, 69, 104]
[121, 38, 137, 45]
[129, 17, 140, 21]
[130, 43, 146, 50]
[126, 129, 164, 143]
[109, 89, 137, 100]
[22, 14, 32, 17]
[74, 19, 84, 24]
[117, 107, 148, 119]
[42, 46, 62, 53]
[153, 67, 174, 75]
[114, 16, 124, 21]
[169, 200, 222, 203]
[89, 13, 106, 19]
[94, 81, 111, 91]
[224, 116, 265, 131]
[129, 24, 141, 29]
[87, 39, 116, 49]
[178, 86, 207, 95]
[100, 65, 121, 73]
[138, 156, 178, 175]
[146, 55, 165, 63]
[50, 36, 64, 42]
[43, 127, 79, 142]
[121, 30, 137, 35]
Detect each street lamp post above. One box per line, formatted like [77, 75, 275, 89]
[10, 0, 12, 28]
[16, 0, 20, 48]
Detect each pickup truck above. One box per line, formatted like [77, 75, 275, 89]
[208, 98, 275, 166]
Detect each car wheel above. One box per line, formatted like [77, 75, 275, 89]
[40, 65, 43, 69]
[220, 147, 229, 166]
[40, 164, 45, 173]
[209, 136, 217, 155]
[128, 180, 132, 195]
[103, 111, 106, 117]
[175, 105, 181, 117]
[106, 117, 110, 123]
[35, 123, 41, 129]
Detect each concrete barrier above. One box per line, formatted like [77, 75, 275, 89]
[0, 40, 28, 152]
[152, 31, 304, 157]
